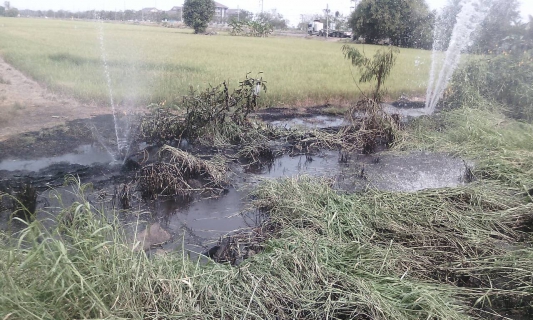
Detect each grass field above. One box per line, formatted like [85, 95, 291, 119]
[0, 18, 432, 107]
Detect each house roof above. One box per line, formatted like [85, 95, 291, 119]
[142, 7, 159, 12]
[170, 6, 182, 11]
[214, 2, 228, 9]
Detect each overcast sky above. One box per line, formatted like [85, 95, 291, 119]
[6, 0, 533, 25]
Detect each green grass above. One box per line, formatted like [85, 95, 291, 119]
[2, 100, 533, 318]
[0, 18, 432, 107]
[400, 102, 533, 189]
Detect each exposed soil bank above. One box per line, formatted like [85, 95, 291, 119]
[0, 56, 111, 141]
[0, 114, 123, 161]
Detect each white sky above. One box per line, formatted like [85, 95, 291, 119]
[7, 0, 533, 25]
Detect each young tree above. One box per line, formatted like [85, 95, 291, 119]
[349, 0, 433, 48]
[342, 45, 399, 101]
[183, 0, 215, 34]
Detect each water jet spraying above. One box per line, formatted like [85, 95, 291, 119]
[96, 15, 133, 162]
[425, 0, 489, 113]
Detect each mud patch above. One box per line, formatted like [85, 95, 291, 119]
[0, 114, 125, 161]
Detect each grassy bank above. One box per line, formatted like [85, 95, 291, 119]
[2, 99, 533, 319]
[0, 18, 431, 107]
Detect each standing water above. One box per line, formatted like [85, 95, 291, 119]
[96, 16, 132, 160]
[425, 0, 489, 113]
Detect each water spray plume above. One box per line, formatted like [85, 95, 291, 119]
[96, 15, 131, 162]
[425, 0, 489, 113]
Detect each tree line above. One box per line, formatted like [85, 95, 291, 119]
[0, 8, 177, 22]
[0, 5, 18, 17]
[349, 0, 533, 52]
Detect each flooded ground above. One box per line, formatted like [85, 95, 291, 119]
[268, 115, 347, 129]
[0, 109, 471, 256]
[0, 144, 114, 171]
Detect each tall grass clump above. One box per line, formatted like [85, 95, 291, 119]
[445, 51, 533, 121]
[251, 176, 533, 318]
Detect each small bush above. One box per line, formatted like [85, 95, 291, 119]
[229, 19, 273, 37]
[446, 51, 533, 121]
[141, 74, 267, 145]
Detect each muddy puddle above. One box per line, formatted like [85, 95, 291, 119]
[0, 144, 114, 171]
[241, 150, 471, 192]
[268, 115, 347, 129]
[0, 112, 472, 259]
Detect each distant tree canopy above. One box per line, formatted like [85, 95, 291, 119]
[331, 12, 349, 31]
[228, 9, 253, 24]
[349, 0, 434, 49]
[183, 0, 215, 33]
[5, 7, 18, 17]
[0, 6, 5, 16]
[437, 0, 527, 53]
[257, 11, 288, 30]
[432, 0, 461, 51]
[472, 0, 522, 53]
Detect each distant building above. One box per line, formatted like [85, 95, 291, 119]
[168, 6, 183, 21]
[141, 7, 160, 21]
[142, 7, 160, 14]
[213, 1, 228, 23]
[226, 9, 240, 17]
[4, 1, 10, 10]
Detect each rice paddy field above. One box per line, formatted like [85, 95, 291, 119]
[0, 17, 431, 107]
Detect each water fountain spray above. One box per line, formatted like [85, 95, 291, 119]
[425, 0, 489, 113]
[96, 15, 130, 161]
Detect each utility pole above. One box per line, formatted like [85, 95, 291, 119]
[259, 0, 264, 13]
[324, 4, 330, 39]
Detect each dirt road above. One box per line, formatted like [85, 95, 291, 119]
[0, 57, 110, 141]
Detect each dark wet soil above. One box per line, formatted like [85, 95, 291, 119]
[0, 115, 120, 161]
[0, 107, 472, 260]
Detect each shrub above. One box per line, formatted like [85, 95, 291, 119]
[446, 51, 533, 121]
